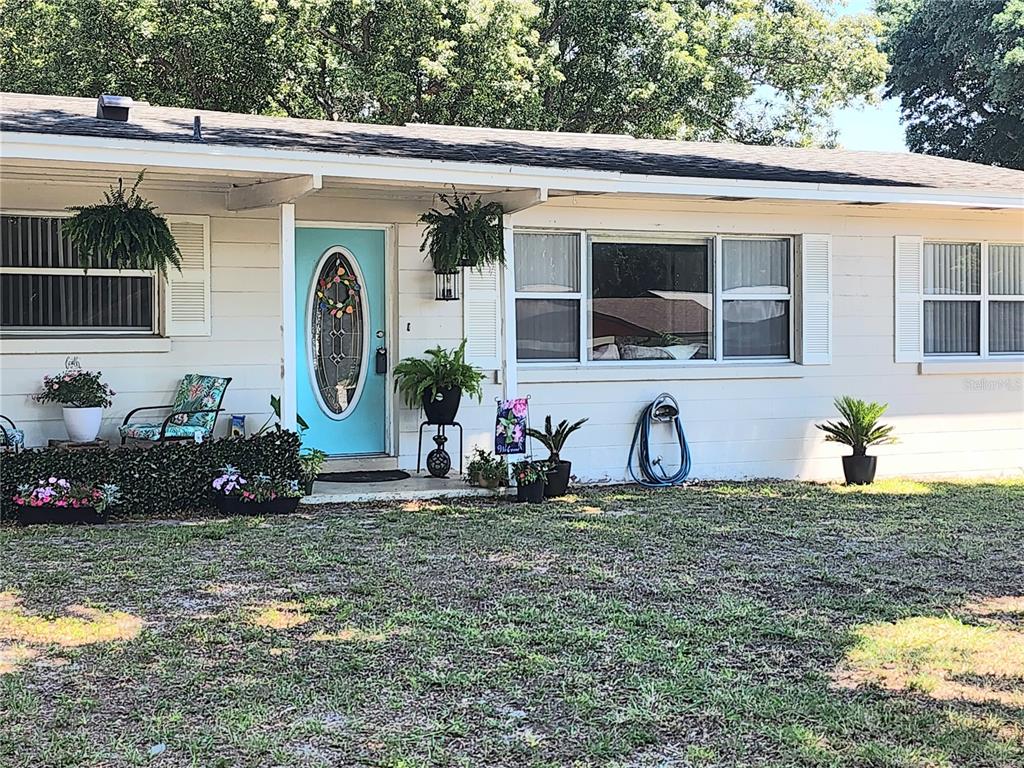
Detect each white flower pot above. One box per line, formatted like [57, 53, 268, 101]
[62, 406, 103, 443]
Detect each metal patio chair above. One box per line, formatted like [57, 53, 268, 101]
[119, 374, 232, 445]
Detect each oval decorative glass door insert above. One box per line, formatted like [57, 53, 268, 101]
[309, 251, 365, 417]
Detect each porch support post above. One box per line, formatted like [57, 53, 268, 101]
[279, 202, 297, 431]
[502, 219, 518, 399]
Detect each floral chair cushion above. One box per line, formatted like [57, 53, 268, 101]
[118, 423, 210, 442]
[168, 374, 230, 431]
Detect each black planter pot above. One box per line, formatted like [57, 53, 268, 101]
[544, 460, 572, 498]
[422, 386, 462, 425]
[842, 454, 878, 485]
[516, 478, 546, 503]
[213, 496, 302, 516]
[16, 505, 107, 525]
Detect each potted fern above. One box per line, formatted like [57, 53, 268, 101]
[526, 415, 588, 497]
[393, 340, 485, 425]
[816, 396, 897, 485]
[419, 191, 505, 272]
[62, 170, 182, 276]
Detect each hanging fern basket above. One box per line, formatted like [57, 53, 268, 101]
[62, 170, 182, 277]
[419, 191, 504, 301]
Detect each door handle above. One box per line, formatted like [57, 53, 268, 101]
[375, 346, 388, 374]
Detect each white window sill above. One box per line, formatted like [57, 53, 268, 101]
[918, 360, 1024, 376]
[0, 336, 173, 355]
[518, 362, 805, 384]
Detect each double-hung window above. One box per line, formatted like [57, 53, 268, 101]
[513, 231, 794, 363]
[0, 214, 157, 334]
[923, 241, 1024, 357]
[513, 232, 582, 361]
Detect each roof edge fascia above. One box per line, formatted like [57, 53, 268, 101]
[2, 131, 1022, 209]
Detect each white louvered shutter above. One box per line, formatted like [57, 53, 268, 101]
[799, 233, 832, 365]
[164, 215, 211, 336]
[463, 264, 502, 370]
[894, 235, 924, 363]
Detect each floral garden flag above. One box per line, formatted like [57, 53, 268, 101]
[495, 398, 529, 455]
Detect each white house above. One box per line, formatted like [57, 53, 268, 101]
[2, 93, 1022, 481]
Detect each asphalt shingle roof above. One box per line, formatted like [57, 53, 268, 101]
[3, 93, 1023, 194]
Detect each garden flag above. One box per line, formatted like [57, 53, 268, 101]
[495, 398, 529, 455]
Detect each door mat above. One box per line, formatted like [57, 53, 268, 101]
[317, 470, 412, 484]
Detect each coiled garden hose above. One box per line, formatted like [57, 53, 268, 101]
[627, 393, 692, 487]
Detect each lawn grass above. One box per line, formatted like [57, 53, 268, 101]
[1, 479, 1023, 767]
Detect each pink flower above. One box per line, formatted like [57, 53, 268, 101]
[510, 399, 528, 418]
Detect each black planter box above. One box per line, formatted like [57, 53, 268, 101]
[842, 455, 878, 485]
[422, 387, 462, 425]
[213, 496, 301, 516]
[516, 478, 546, 504]
[544, 460, 572, 498]
[15, 505, 107, 525]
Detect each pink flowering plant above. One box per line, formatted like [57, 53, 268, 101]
[511, 458, 550, 486]
[34, 361, 115, 408]
[211, 465, 301, 503]
[13, 478, 121, 513]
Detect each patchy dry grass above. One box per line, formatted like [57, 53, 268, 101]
[1, 479, 1023, 767]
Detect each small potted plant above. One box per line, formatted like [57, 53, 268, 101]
[816, 396, 897, 485]
[466, 448, 508, 489]
[211, 465, 303, 515]
[393, 340, 485, 425]
[299, 448, 327, 495]
[526, 415, 588, 497]
[511, 459, 549, 503]
[12, 478, 121, 525]
[34, 358, 115, 442]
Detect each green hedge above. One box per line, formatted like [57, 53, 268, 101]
[0, 430, 302, 519]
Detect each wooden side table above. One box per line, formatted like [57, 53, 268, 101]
[47, 438, 110, 452]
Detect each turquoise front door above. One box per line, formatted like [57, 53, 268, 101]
[296, 227, 387, 455]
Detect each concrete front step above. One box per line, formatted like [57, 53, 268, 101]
[302, 473, 510, 504]
[320, 455, 399, 473]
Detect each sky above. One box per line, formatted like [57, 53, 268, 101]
[830, 0, 908, 152]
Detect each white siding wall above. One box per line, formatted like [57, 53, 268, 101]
[393, 223, 504, 469]
[0, 180, 283, 446]
[510, 198, 1024, 481]
[2, 176, 1021, 482]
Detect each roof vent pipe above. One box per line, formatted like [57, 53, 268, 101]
[96, 94, 135, 122]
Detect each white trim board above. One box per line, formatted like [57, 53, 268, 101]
[4, 131, 1022, 209]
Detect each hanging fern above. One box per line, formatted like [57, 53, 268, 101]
[419, 191, 504, 273]
[63, 170, 182, 277]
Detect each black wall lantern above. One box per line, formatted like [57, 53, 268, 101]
[434, 270, 460, 301]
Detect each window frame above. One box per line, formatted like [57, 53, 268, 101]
[922, 239, 1024, 359]
[0, 209, 161, 337]
[511, 228, 796, 367]
[511, 229, 586, 363]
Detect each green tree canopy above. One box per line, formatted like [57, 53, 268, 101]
[879, 0, 1024, 168]
[1, 0, 888, 146]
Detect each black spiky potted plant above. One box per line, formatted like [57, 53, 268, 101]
[526, 415, 588, 497]
[816, 396, 897, 485]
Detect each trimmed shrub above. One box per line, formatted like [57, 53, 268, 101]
[0, 430, 302, 520]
